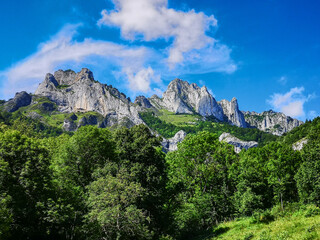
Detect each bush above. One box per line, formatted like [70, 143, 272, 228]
[259, 230, 272, 240]
[244, 232, 254, 240]
[251, 210, 274, 224]
[303, 205, 320, 217]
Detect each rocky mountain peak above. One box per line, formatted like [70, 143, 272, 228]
[75, 68, 94, 82]
[4, 91, 32, 112]
[54, 69, 76, 85]
[134, 96, 152, 108]
[156, 78, 224, 120]
[217, 98, 247, 127]
[35, 68, 143, 127]
[243, 110, 303, 135]
[45, 73, 59, 86]
[231, 97, 237, 103]
[51, 68, 94, 86]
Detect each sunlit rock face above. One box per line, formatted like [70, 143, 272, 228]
[243, 110, 303, 136]
[35, 68, 143, 127]
[219, 132, 258, 153]
[151, 78, 224, 120]
[218, 98, 247, 128]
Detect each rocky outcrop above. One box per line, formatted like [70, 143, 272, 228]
[218, 98, 247, 127]
[219, 132, 258, 153]
[243, 110, 303, 136]
[151, 79, 224, 120]
[4, 91, 32, 112]
[162, 130, 187, 152]
[35, 68, 143, 127]
[134, 96, 152, 108]
[149, 79, 248, 127]
[63, 118, 77, 132]
[54, 69, 77, 85]
[292, 138, 308, 151]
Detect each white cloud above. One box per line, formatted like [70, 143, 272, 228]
[0, 24, 152, 98]
[125, 66, 161, 93]
[281, 101, 304, 118]
[1, 1, 237, 99]
[267, 87, 316, 119]
[98, 0, 226, 67]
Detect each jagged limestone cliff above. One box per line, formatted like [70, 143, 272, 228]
[2, 69, 304, 135]
[35, 68, 143, 127]
[218, 98, 247, 128]
[243, 110, 303, 136]
[148, 79, 247, 127]
[149, 79, 225, 121]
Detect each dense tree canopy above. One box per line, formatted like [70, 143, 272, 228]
[0, 115, 319, 240]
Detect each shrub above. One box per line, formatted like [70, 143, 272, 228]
[251, 209, 274, 224]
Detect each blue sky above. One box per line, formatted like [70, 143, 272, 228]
[0, 0, 319, 120]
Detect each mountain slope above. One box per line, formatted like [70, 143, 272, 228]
[1, 68, 304, 136]
[35, 68, 143, 127]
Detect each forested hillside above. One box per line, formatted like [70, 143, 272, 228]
[0, 106, 320, 239]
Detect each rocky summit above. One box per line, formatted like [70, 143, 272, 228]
[2, 68, 304, 137]
[149, 79, 225, 120]
[243, 110, 303, 136]
[147, 78, 248, 127]
[35, 68, 143, 127]
[218, 98, 247, 128]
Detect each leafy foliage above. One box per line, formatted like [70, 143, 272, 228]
[0, 111, 319, 240]
[166, 132, 238, 238]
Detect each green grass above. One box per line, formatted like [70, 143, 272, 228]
[37, 111, 104, 128]
[205, 206, 320, 240]
[157, 109, 200, 126]
[12, 96, 105, 129]
[42, 113, 68, 128]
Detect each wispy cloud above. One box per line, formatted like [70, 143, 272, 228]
[1, 1, 237, 99]
[98, 0, 235, 70]
[0, 24, 153, 98]
[278, 76, 287, 85]
[267, 87, 316, 119]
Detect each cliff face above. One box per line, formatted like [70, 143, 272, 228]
[35, 68, 143, 127]
[152, 79, 224, 121]
[218, 98, 247, 128]
[2, 69, 303, 136]
[243, 110, 303, 136]
[148, 79, 246, 127]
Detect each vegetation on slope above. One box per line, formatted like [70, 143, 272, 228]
[207, 204, 320, 240]
[280, 117, 320, 145]
[0, 101, 319, 240]
[140, 111, 278, 145]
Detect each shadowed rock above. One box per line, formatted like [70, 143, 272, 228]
[162, 130, 187, 152]
[4, 91, 32, 112]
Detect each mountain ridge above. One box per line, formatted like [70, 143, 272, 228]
[2, 68, 303, 135]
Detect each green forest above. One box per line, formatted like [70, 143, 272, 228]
[0, 109, 320, 240]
